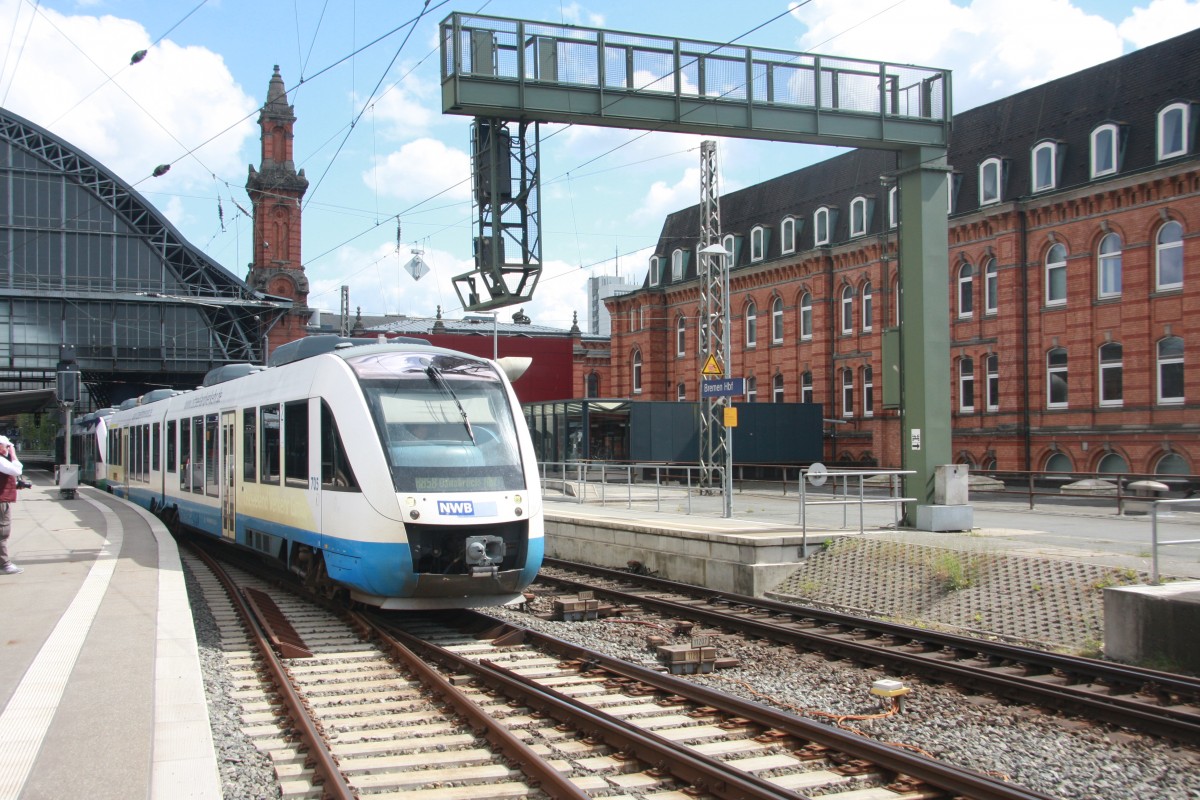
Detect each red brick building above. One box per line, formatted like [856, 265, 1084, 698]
[602, 29, 1199, 477]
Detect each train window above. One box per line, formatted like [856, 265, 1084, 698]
[142, 424, 151, 480]
[320, 401, 359, 491]
[190, 417, 204, 493]
[205, 413, 219, 497]
[242, 407, 257, 483]
[152, 423, 160, 471]
[166, 420, 176, 472]
[260, 405, 280, 485]
[284, 401, 308, 488]
[179, 423, 190, 489]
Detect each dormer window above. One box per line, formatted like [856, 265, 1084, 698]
[1090, 123, 1121, 178]
[1158, 102, 1191, 161]
[1031, 141, 1060, 193]
[979, 158, 1003, 205]
[750, 226, 765, 262]
[814, 207, 831, 246]
[780, 216, 797, 254]
[849, 196, 871, 238]
[721, 233, 737, 266]
[671, 248, 684, 281]
[649, 255, 661, 287]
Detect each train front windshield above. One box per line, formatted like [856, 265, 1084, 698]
[350, 351, 526, 492]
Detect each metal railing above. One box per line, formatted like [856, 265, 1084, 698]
[537, 462, 917, 534]
[798, 469, 915, 542]
[1149, 498, 1200, 583]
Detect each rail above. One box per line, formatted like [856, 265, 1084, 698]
[798, 468, 915, 546]
[1150, 498, 1200, 583]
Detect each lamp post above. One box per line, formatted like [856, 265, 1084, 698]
[56, 345, 81, 498]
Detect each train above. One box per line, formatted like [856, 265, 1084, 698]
[100, 336, 544, 609]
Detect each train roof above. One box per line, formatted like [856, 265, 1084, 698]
[268, 334, 426, 367]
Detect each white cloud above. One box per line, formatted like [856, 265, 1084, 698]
[367, 138, 472, 202]
[0, 1, 257, 194]
[359, 73, 437, 139]
[632, 166, 701, 224]
[788, 0, 1124, 109]
[1118, 0, 1200, 48]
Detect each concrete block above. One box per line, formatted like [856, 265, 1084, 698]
[1104, 581, 1200, 673]
[935, 465, 969, 505]
[915, 504, 973, 532]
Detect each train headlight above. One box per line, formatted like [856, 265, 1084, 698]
[513, 494, 522, 505]
[404, 497, 419, 519]
[404, 497, 417, 506]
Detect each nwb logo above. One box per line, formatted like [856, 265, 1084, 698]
[437, 500, 475, 515]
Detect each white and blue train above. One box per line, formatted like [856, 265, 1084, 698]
[103, 336, 543, 609]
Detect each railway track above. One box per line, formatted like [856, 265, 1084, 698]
[184, 543, 1055, 799]
[537, 558, 1200, 744]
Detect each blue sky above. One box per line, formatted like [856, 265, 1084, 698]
[2, 0, 1196, 330]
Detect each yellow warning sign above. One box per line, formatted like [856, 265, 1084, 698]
[701, 354, 723, 377]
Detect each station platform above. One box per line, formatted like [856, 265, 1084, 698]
[0, 481, 220, 800]
[542, 485, 1200, 594]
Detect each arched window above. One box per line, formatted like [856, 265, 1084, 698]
[841, 368, 854, 417]
[957, 260, 974, 318]
[1156, 452, 1190, 475]
[1099, 342, 1123, 406]
[959, 357, 975, 412]
[781, 216, 796, 254]
[1156, 220, 1183, 290]
[772, 373, 784, 403]
[840, 285, 854, 334]
[771, 296, 784, 344]
[861, 281, 873, 331]
[1045, 243, 1067, 306]
[1097, 232, 1122, 298]
[1045, 452, 1072, 473]
[1097, 452, 1129, 474]
[746, 376, 757, 403]
[1158, 336, 1184, 405]
[814, 207, 831, 246]
[1047, 347, 1068, 408]
[677, 382, 687, 402]
[649, 256, 662, 287]
[801, 371, 813, 404]
[745, 301, 757, 348]
[1091, 123, 1120, 178]
[986, 354, 999, 411]
[979, 157, 1003, 205]
[671, 248, 684, 281]
[863, 366, 874, 417]
[751, 226, 765, 262]
[1032, 141, 1059, 192]
[675, 315, 686, 357]
[984, 258, 998, 314]
[800, 292, 813, 340]
[1158, 102, 1191, 161]
[585, 372, 599, 398]
[849, 196, 868, 237]
[632, 349, 642, 394]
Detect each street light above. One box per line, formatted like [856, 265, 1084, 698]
[698, 243, 734, 518]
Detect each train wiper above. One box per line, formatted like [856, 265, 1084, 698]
[426, 365, 475, 444]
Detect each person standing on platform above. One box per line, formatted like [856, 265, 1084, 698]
[0, 434, 25, 575]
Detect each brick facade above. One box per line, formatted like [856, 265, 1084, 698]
[601, 31, 1200, 476]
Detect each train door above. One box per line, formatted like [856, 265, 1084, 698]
[220, 411, 236, 541]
